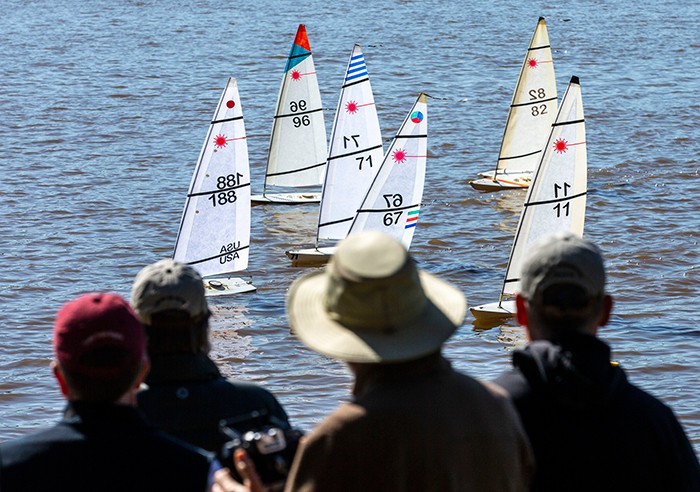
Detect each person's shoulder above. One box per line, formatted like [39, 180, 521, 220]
[219, 378, 287, 407]
[150, 427, 215, 462]
[0, 422, 82, 469]
[492, 367, 529, 398]
[312, 401, 366, 433]
[449, 365, 519, 399]
[617, 375, 680, 417]
[220, 378, 275, 395]
[1, 420, 79, 448]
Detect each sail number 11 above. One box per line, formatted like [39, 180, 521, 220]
[553, 182, 571, 217]
[208, 173, 243, 207]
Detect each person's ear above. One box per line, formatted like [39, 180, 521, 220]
[515, 294, 529, 327]
[52, 361, 70, 397]
[135, 356, 151, 388]
[598, 294, 613, 327]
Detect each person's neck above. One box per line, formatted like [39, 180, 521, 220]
[350, 351, 443, 397]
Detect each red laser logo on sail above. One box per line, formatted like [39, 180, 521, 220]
[226, 100, 235, 109]
[214, 134, 229, 149]
[392, 148, 407, 163]
[553, 138, 568, 153]
[528, 58, 538, 68]
[290, 70, 302, 81]
[346, 101, 358, 114]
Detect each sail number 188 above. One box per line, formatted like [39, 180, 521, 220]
[208, 173, 243, 207]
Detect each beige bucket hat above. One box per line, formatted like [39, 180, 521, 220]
[286, 231, 467, 363]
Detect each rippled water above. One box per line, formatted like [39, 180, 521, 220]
[1, 0, 698, 455]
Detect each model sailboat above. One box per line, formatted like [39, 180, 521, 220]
[287, 93, 427, 266]
[471, 76, 586, 322]
[470, 17, 557, 192]
[251, 24, 327, 204]
[173, 77, 255, 296]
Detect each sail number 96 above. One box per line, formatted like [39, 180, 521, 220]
[290, 100, 311, 127]
[293, 115, 310, 127]
[382, 194, 404, 226]
[290, 100, 307, 112]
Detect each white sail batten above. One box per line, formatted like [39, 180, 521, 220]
[316, 44, 383, 242]
[347, 93, 427, 249]
[264, 24, 327, 190]
[501, 76, 587, 299]
[173, 78, 252, 282]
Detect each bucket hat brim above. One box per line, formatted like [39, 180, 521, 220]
[287, 268, 467, 363]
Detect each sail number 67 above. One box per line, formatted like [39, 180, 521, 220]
[382, 194, 404, 226]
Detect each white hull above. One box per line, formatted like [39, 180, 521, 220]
[469, 175, 531, 191]
[285, 246, 336, 267]
[470, 300, 516, 321]
[251, 192, 321, 205]
[203, 276, 256, 297]
[476, 170, 532, 180]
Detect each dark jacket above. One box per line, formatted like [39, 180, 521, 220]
[0, 401, 213, 492]
[137, 353, 291, 456]
[495, 333, 700, 492]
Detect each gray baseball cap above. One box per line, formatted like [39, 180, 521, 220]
[520, 232, 606, 303]
[131, 259, 209, 324]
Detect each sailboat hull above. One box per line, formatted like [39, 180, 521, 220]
[284, 246, 336, 267]
[251, 192, 321, 205]
[469, 300, 516, 321]
[469, 175, 531, 191]
[203, 276, 256, 297]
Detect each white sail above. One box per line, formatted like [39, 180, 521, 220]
[263, 24, 327, 190]
[470, 76, 586, 321]
[471, 17, 557, 191]
[502, 76, 586, 296]
[316, 44, 383, 242]
[347, 93, 427, 249]
[173, 77, 253, 292]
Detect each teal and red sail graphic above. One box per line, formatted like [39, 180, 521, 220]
[285, 24, 312, 73]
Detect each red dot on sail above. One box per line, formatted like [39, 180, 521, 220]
[346, 101, 358, 113]
[528, 58, 538, 68]
[291, 70, 301, 81]
[553, 138, 568, 153]
[226, 100, 235, 109]
[214, 135, 228, 148]
[392, 149, 407, 163]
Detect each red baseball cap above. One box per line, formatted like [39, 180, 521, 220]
[53, 292, 146, 377]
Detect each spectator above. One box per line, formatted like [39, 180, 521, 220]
[131, 259, 291, 456]
[495, 232, 700, 491]
[0, 292, 215, 491]
[281, 231, 533, 491]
